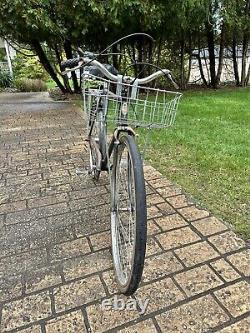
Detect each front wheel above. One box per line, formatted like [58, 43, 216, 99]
[111, 134, 147, 295]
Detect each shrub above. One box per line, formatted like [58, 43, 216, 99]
[14, 78, 47, 92]
[13, 51, 48, 81]
[0, 69, 12, 88]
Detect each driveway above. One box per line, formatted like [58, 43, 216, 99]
[0, 92, 249, 332]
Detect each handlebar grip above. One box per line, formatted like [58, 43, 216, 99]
[61, 58, 80, 71]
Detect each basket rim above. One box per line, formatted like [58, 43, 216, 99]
[82, 73, 183, 97]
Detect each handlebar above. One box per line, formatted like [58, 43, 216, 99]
[61, 58, 80, 71]
[61, 57, 179, 89]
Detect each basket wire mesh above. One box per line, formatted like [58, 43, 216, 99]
[83, 74, 182, 129]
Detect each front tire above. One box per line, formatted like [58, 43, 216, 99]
[111, 133, 147, 295]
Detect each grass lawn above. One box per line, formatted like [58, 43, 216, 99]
[143, 87, 250, 238]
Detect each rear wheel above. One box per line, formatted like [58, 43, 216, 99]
[111, 133, 147, 295]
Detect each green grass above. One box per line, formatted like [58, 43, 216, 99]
[46, 79, 56, 90]
[143, 87, 250, 238]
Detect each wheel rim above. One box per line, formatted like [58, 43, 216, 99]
[112, 143, 136, 286]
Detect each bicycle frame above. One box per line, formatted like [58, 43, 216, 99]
[88, 107, 135, 173]
[87, 84, 137, 175]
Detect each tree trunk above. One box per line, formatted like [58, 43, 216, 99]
[180, 39, 185, 89]
[31, 40, 66, 93]
[186, 52, 192, 86]
[156, 37, 163, 68]
[232, 35, 240, 86]
[196, 52, 208, 86]
[241, 35, 249, 86]
[245, 62, 250, 85]
[216, 23, 226, 86]
[137, 38, 144, 78]
[206, 22, 217, 88]
[241, 0, 250, 86]
[54, 44, 72, 93]
[64, 40, 80, 93]
[112, 44, 119, 70]
[118, 44, 123, 69]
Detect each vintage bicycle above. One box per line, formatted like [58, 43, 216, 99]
[62, 34, 182, 295]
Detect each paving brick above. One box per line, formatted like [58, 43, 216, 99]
[6, 174, 42, 186]
[175, 265, 223, 296]
[89, 230, 111, 251]
[118, 319, 158, 333]
[0, 213, 4, 228]
[29, 224, 75, 249]
[156, 186, 182, 198]
[156, 227, 200, 250]
[147, 206, 162, 219]
[0, 276, 22, 303]
[210, 259, 241, 282]
[135, 277, 185, 314]
[144, 165, 162, 180]
[42, 183, 72, 196]
[227, 249, 250, 277]
[27, 193, 68, 209]
[50, 237, 91, 262]
[63, 250, 112, 280]
[192, 216, 228, 236]
[156, 295, 229, 332]
[87, 295, 139, 332]
[0, 249, 47, 276]
[69, 193, 109, 211]
[17, 325, 42, 333]
[143, 252, 183, 282]
[6, 203, 70, 225]
[54, 275, 106, 312]
[25, 267, 62, 293]
[156, 202, 175, 215]
[175, 241, 220, 267]
[208, 231, 246, 254]
[70, 186, 107, 200]
[214, 281, 250, 317]
[46, 311, 87, 332]
[154, 213, 188, 231]
[47, 211, 82, 228]
[1, 291, 51, 331]
[75, 213, 110, 236]
[147, 178, 173, 188]
[178, 206, 209, 221]
[43, 169, 70, 179]
[146, 193, 165, 206]
[166, 194, 193, 208]
[217, 317, 250, 332]
[4, 170, 28, 179]
[0, 200, 26, 214]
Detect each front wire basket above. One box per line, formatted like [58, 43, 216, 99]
[83, 74, 182, 129]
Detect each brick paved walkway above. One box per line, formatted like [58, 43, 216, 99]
[0, 92, 249, 333]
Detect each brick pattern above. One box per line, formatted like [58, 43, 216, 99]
[0, 93, 249, 333]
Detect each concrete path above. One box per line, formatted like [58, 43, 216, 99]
[0, 92, 249, 332]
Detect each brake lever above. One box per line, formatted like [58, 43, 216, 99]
[77, 47, 85, 56]
[167, 73, 179, 90]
